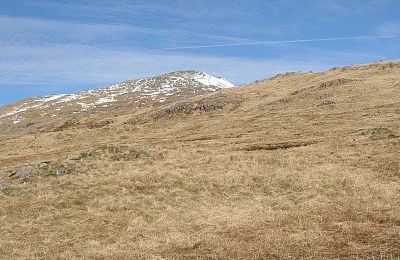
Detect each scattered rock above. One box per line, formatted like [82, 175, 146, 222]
[87, 119, 112, 129]
[318, 78, 354, 89]
[318, 100, 336, 107]
[164, 94, 239, 115]
[0, 179, 10, 187]
[243, 141, 316, 151]
[166, 102, 194, 114]
[54, 118, 79, 132]
[125, 94, 241, 125]
[45, 162, 76, 176]
[379, 62, 400, 70]
[25, 122, 35, 128]
[76, 145, 149, 161]
[9, 166, 35, 179]
[38, 162, 50, 169]
[199, 100, 224, 112]
[54, 165, 67, 176]
[270, 71, 300, 79]
[69, 155, 82, 161]
[9, 161, 77, 179]
[357, 128, 399, 140]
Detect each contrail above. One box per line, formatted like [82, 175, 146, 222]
[162, 35, 398, 50]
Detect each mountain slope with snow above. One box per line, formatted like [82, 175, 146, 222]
[0, 71, 234, 131]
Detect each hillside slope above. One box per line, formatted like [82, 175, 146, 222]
[0, 60, 399, 259]
[0, 71, 234, 134]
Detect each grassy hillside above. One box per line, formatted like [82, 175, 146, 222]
[1, 60, 399, 259]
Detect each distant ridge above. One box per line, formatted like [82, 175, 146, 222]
[0, 71, 234, 129]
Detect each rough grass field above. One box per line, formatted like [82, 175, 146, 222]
[1, 61, 400, 259]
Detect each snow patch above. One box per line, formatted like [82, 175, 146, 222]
[12, 115, 23, 124]
[96, 96, 116, 104]
[56, 94, 86, 103]
[0, 103, 42, 118]
[77, 102, 96, 111]
[36, 94, 68, 103]
[193, 73, 235, 89]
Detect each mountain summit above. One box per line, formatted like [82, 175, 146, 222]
[0, 71, 234, 129]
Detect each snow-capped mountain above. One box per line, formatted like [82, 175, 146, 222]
[0, 71, 234, 129]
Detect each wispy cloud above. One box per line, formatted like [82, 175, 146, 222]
[0, 43, 320, 86]
[0, 15, 260, 49]
[162, 35, 399, 50]
[0, 15, 133, 44]
[0, 41, 388, 90]
[0, 14, 394, 89]
[19, 0, 241, 20]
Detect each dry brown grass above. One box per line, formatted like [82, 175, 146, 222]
[1, 60, 400, 259]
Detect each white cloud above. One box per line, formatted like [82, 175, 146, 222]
[0, 42, 334, 87]
[0, 15, 335, 88]
[0, 13, 394, 95]
[0, 14, 263, 49]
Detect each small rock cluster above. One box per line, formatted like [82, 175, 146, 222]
[8, 161, 75, 179]
[318, 78, 354, 89]
[165, 95, 229, 115]
[53, 118, 80, 132]
[357, 127, 399, 140]
[73, 145, 149, 162]
[318, 100, 336, 107]
[86, 119, 112, 129]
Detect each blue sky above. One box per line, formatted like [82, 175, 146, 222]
[0, 0, 399, 105]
